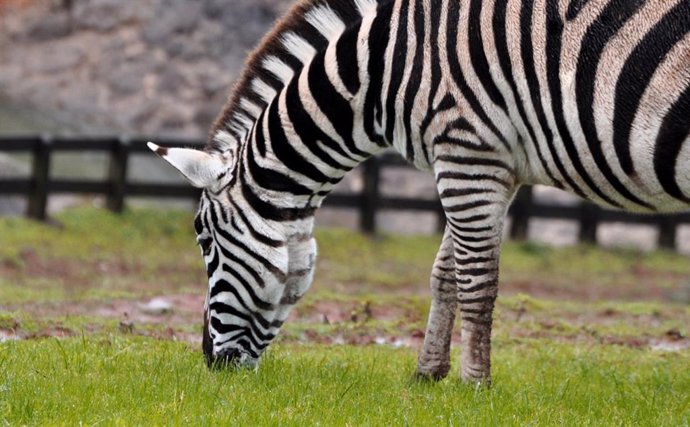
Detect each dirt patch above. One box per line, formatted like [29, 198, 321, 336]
[502, 278, 686, 303]
[3, 243, 689, 356]
[14, 293, 205, 327]
[94, 293, 205, 324]
[5, 291, 688, 356]
[289, 300, 422, 324]
[2, 248, 143, 289]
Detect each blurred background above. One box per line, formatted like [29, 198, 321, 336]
[0, 0, 290, 135]
[0, 0, 293, 214]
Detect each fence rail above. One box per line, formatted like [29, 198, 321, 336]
[1, 134, 688, 250]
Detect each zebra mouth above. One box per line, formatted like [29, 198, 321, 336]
[208, 347, 259, 370]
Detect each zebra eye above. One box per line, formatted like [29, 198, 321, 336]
[198, 237, 213, 257]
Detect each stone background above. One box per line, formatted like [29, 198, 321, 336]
[0, 0, 292, 135]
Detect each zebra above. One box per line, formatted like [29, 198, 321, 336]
[148, 0, 690, 385]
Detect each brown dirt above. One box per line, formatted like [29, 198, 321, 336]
[502, 278, 677, 302]
[3, 288, 689, 355]
[3, 248, 143, 288]
[2, 252, 689, 353]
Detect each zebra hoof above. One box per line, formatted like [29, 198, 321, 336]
[412, 367, 449, 382]
[460, 373, 492, 389]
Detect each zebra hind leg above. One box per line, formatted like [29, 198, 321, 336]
[415, 226, 457, 381]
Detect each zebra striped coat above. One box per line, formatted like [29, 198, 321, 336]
[149, 0, 690, 384]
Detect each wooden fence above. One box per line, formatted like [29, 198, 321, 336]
[1, 134, 689, 250]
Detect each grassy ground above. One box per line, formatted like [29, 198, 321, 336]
[1, 207, 689, 425]
[2, 337, 688, 425]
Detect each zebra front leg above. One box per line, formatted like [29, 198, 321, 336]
[416, 226, 457, 380]
[452, 197, 514, 385]
[452, 204, 510, 385]
[435, 157, 517, 386]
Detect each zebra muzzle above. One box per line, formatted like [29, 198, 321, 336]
[208, 348, 242, 370]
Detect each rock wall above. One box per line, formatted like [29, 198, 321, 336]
[0, 0, 292, 135]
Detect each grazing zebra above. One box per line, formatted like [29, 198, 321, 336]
[149, 0, 690, 385]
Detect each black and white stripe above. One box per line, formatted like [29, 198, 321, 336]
[176, 0, 690, 380]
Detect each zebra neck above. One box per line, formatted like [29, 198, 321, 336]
[210, 0, 391, 150]
[229, 0, 399, 212]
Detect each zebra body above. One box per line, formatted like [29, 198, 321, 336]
[150, 0, 690, 384]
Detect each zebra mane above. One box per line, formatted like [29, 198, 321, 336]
[206, 0, 383, 153]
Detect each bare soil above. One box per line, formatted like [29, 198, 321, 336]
[3, 281, 689, 354]
[2, 246, 689, 352]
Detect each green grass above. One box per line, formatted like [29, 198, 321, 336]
[1, 336, 688, 426]
[3, 206, 690, 302]
[500, 241, 690, 289]
[0, 208, 204, 303]
[0, 207, 197, 263]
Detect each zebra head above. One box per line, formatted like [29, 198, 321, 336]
[148, 142, 317, 369]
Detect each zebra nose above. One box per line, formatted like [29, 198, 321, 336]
[209, 348, 242, 369]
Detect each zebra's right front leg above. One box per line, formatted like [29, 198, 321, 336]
[416, 226, 457, 380]
[434, 152, 517, 386]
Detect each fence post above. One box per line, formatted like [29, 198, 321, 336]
[435, 202, 446, 234]
[510, 186, 533, 241]
[578, 202, 600, 245]
[657, 216, 677, 251]
[27, 135, 52, 220]
[360, 157, 380, 234]
[106, 136, 130, 213]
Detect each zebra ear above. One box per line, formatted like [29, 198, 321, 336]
[147, 142, 231, 189]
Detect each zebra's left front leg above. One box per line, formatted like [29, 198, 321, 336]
[416, 226, 457, 380]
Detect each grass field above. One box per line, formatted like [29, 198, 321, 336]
[2, 337, 688, 425]
[1, 208, 689, 425]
